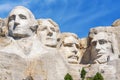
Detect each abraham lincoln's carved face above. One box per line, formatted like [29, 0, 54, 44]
[91, 32, 112, 63]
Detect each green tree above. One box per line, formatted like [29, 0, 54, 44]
[80, 67, 87, 80]
[93, 72, 104, 80]
[86, 77, 93, 80]
[64, 73, 73, 80]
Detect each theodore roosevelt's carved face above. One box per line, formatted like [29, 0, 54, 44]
[37, 19, 60, 48]
[8, 6, 35, 38]
[59, 33, 81, 64]
[91, 32, 112, 63]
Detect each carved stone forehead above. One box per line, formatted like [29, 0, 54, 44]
[38, 19, 60, 32]
[41, 19, 53, 26]
[9, 6, 35, 20]
[92, 32, 109, 41]
[64, 36, 79, 44]
[61, 33, 79, 43]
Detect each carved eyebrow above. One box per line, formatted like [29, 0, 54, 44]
[40, 26, 47, 31]
[99, 39, 107, 41]
[50, 27, 55, 32]
[19, 14, 27, 19]
[9, 15, 15, 21]
[63, 43, 73, 47]
[99, 39, 107, 44]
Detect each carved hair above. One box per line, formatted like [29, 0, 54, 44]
[112, 19, 120, 27]
[9, 6, 35, 21]
[37, 19, 60, 33]
[109, 32, 120, 55]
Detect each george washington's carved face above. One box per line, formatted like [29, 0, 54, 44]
[91, 32, 112, 63]
[8, 6, 35, 38]
[37, 20, 60, 48]
[60, 34, 81, 64]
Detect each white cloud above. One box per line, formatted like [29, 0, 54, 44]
[0, 4, 14, 12]
[0, 0, 34, 14]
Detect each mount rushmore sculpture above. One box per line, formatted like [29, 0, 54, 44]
[0, 6, 120, 80]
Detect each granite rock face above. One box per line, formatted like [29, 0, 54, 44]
[81, 26, 120, 80]
[0, 6, 68, 80]
[0, 6, 120, 80]
[112, 19, 120, 27]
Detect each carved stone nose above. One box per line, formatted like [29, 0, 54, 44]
[14, 22, 19, 26]
[72, 50, 77, 54]
[47, 32, 53, 36]
[13, 22, 20, 30]
[96, 49, 100, 53]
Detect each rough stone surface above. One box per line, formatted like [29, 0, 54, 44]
[85, 63, 117, 80]
[112, 19, 120, 27]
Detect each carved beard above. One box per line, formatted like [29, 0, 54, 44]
[95, 54, 109, 64]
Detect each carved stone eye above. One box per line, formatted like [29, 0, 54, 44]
[50, 27, 55, 32]
[63, 43, 73, 47]
[41, 26, 47, 31]
[99, 39, 107, 45]
[91, 41, 97, 46]
[19, 14, 27, 19]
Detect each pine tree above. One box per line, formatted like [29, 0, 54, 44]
[93, 72, 104, 80]
[80, 67, 87, 80]
[64, 73, 73, 80]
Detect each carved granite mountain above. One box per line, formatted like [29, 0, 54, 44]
[0, 5, 120, 80]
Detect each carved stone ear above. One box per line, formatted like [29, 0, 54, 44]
[30, 25, 38, 32]
[57, 38, 60, 42]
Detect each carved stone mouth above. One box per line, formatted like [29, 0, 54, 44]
[14, 27, 23, 31]
[68, 55, 79, 60]
[97, 52, 106, 57]
[97, 54, 102, 57]
[67, 57, 78, 64]
[46, 37, 53, 40]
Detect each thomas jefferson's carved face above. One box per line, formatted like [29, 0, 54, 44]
[8, 6, 34, 38]
[60, 35, 81, 64]
[37, 20, 59, 48]
[91, 32, 112, 63]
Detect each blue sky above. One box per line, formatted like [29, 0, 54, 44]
[0, 0, 120, 38]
